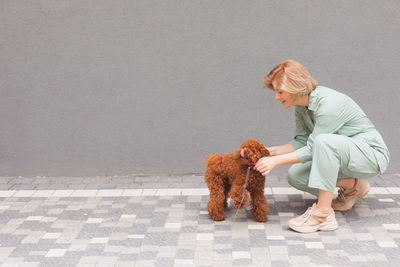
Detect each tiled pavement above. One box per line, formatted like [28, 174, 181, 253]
[0, 173, 400, 266]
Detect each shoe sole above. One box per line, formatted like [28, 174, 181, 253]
[333, 182, 371, 211]
[289, 221, 339, 234]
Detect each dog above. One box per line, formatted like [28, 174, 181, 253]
[204, 139, 270, 222]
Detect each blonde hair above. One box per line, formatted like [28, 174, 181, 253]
[264, 60, 317, 96]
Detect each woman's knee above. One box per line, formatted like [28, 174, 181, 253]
[314, 134, 336, 147]
[313, 134, 345, 153]
[314, 134, 346, 147]
[287, 168, 297, 187]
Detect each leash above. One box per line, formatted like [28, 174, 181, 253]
[232, 166, 251, 221]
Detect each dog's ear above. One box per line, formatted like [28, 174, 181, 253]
[260, 146, 270, 157]
[248, 141, 270, 163]
[234, 148, 242, 159]
[247, 151, 258, 165]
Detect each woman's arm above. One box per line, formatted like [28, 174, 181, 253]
[268, 143, 296, 156]
[255, 151, 300, 176]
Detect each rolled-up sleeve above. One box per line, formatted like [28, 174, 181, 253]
[290, 107, 311, 150]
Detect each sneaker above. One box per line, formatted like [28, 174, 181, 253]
[288, 203, 338, 233]
[332, 179, 370, 211]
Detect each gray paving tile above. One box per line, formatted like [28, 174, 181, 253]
[0, 184, 14, 190]
[155, 257, 175, 267]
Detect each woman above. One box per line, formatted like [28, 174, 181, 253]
[254, 60, 390, 233]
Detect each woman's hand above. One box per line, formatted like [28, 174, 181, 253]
[254, 156, 278, 176]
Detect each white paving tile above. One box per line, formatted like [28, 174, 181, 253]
[120, 214, 136, 219]
[122, 189, 142, 196]
[348, 255, 368, 262]
[13, 190, 35, 197]
[5, 186, 399, 200]
[382, 224, 400, 230]
[52, 190, 74, 197]
[386, 187, 400, 194]
[86, 218, 103, 224]
[97, 190, 123, 197]
[26, 216, 43, 221]
[174, 259, 194, 264]
[278, 212, 295, 217]
[0, 191, 16, 197]
[232, 251, 251, 259]
[156, 188, 181, 196]
[264, 187, 273, 195]
[267, 235, 285, 240]
[378, 198, 394, 202]
[355, 233, 374, 241]
[181, 188, 209, 196]
[305, 242, 324, 249]
[32, 190, 55, 198]
[272, 187, 303, 195]
[127, 234, 145, 239]
[42, 233, 62, 239]
[196, 233, 214, 241]
[91, 237, 109, 244]
[370, 187, 390, 194]
[141, 189, 157, 196]
[70, 190, 98, 197]
[45, 249, 67, 257]
[165, 223, 181, 228]
[78, 256, 99, 264]
[377, 241, 398, 248]
[248, 224, 265, 230]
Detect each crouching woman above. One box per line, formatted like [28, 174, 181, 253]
[255, 60, 390, 233]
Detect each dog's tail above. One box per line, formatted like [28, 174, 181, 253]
[204, 153, 222, 167]
[204, 153, 223, 176]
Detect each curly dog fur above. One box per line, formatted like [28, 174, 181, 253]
[204, 139, 270, 222]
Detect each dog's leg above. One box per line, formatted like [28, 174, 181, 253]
[205, 172, 226, 221]
[250, 189, 269, 222]
[231, 183, 250, 209]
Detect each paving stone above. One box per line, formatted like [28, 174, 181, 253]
[0, 175, 400, 265]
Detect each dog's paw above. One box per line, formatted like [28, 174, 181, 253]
[254, 214, 268, 222]
[211, 214, 225, 221]
[251, 206, 268, 222]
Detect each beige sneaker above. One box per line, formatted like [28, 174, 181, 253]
[288, 203, 338, 233]
[332, 179, 370, 211]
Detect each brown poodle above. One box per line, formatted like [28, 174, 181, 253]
[204, 139, 270, 222]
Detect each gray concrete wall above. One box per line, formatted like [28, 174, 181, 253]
[1, 0, 399, 176]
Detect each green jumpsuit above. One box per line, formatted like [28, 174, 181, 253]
[287, 86, 390, 196]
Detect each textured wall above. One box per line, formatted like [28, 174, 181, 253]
[1, 0, 399, 176]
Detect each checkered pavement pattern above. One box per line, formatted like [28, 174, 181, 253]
[0, 174, 400, 266]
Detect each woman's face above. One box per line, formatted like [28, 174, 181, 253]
[274, 88, 298, 108]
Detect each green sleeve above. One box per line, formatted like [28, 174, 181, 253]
[290, 107, 310, 150]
